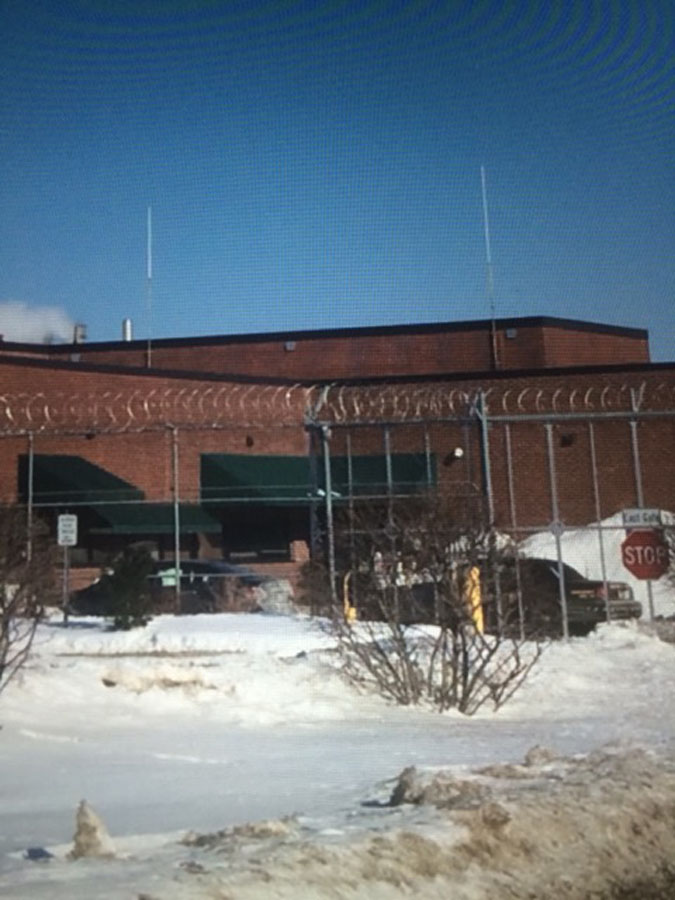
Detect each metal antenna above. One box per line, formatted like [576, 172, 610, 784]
[480, 166, 499, 369]
[146, 205, 152, 368]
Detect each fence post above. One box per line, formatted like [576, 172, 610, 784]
[476, 391, 502, 630]
[26, 432, 34, 563]
[383, 425, 400, 618]
[321, 425, 337, 607]
[476, 391, 495, 526]
[545, 423, 570, 640]
[629, 389, 655, 620]
[588, 422, 611, 622]
[384, 425, 394, 501]
[423, 424, 433, 488]
[504, 424, 525, 640]
[171, 426, 182, 613]
[346, 431, 357, 606]
[308, 427, 321, 556]
[629, 390, 645, 507]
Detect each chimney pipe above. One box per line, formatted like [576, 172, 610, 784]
[122, 318, 133, 341]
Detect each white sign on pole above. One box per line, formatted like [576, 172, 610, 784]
[57, 514, 78, 547]
[622, 508, 661, 532]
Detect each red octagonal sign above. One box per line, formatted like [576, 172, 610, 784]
[621, 529, 669, 580]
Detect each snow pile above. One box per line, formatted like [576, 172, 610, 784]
[94, 651, 362, 726]
[36, 745, 673, 900]
[35, 611, 335, 657]
[0, 613, 357, 730]
[9, 612, 675, 734]
[6, 630, 362, 731]
[521, 511, 675, 618]
[501, 621, 675, 725]
[67, 802, 115, 860]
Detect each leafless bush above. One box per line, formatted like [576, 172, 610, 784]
[323, 496, 544, 714]
[0, 506, 57, 694]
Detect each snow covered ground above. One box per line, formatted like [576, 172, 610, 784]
[1, 597, 675, 899]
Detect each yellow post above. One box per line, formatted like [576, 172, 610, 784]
[464, 565, 484, 633]
[343, 572, 357, 622]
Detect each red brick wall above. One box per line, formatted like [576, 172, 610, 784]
[29, 321, 649, 379]
[316, 368, 675, 528]
[329, 415, 675, 530]
[42, 330, 494, 378]
[0, 436, 28, 503]
[23, 430, 172, 502]
[0, 360, 207, 395]
[541, 327, 650, 367]
[493, 326, 547, 370]
[0, 362, 309, 504]
[484, 418, 665, 529]
[0, 359, 672, 538]
[2, 428, 310, 506]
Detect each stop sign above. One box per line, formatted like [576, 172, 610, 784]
[621, 530, 669, 580]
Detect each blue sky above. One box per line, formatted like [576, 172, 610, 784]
[1, 1, 673, 360]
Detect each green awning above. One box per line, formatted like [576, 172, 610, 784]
[201, 454, 312, 503]
[90, 503, 222, 535]
[201, 453, 435, 503]
[19, 455, 144, 505]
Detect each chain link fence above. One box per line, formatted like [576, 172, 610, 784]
[0, 376, 672, 631]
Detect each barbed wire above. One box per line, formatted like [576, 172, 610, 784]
[307, 378, 675, 424]
[0, 384, 311, 434]
[0, 377, 673, 435]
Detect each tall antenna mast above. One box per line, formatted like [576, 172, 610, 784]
[146, 205, 152, 368]
[480, 166, 499, 370]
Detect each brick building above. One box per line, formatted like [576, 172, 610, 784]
[0, 315, 672, 576]
[5, 315, 649, 379]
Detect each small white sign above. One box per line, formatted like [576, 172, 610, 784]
[622, 508, 661, 531]
[57, 514, 78, 547]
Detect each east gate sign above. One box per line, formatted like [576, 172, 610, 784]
[621, 508, 661, 530]
[621, 529, 669, 580]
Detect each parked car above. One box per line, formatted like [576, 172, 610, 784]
[342, 556, 641, 638]
[70, 559, 267, 616]
[148, 559, 267, 613]
[491, 557, 642, 637]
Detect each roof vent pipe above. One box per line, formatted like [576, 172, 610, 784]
[122, 318, 133, 341]
[73, 323, 87, 344]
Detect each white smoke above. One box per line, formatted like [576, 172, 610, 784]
[0, 300, 75, 343]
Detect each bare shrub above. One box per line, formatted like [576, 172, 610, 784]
[0, 505, 57, 694]
[322, 496, 544, 715]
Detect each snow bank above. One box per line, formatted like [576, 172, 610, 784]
[17, 746, 673, 900]
[521, 511, 675, 618]
[5, 614, 373, 730]
[162, 747, 675, 899]
[13, 613, 675, 733]
[35, 611, 335, 657]
[473, 619, 675, 732]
